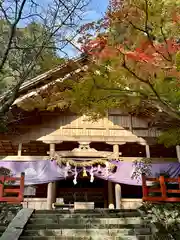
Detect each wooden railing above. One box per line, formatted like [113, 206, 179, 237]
[142, 174, 180, 202]
[0, 172, 25, 203]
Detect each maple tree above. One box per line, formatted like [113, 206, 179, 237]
[67, 0, 180, 146]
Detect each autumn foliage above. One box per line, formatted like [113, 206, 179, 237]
[67, 0, 180, 145]
[77, 0, 180, 112]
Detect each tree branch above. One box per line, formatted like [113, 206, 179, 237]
[0, 0, 88, 116]
[128, 0, 171, 62]
[160, 25, 172, 61]
[91, 75, 149, 98]
[122, 56, 180, 120]
[0, 4, 11, 24]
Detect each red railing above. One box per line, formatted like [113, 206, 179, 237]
[0, 172, 25, 203]
[142, 173, 180, 202]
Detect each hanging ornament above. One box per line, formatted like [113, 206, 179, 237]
[73, 177, 77, 185]
[66, 161, 70, 169]
[105, 161, 109, 169]
[90, 175, 94, 183]
[56, 158, 116, 171]
[74, 166, 77, 175]
[82, 167, 88, 177]
[64, 161, 70, 178]
[64, 169, 68, 178]
[97, 164, 102, 173]
[73, 167, 78, 185]
[90, 166, 94, 183]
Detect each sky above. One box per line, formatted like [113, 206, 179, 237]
[84, 0, 109, 22]
[17, 0, 109, 58]
[66, 0, 109, 57]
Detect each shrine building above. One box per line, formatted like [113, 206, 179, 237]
[0, 56, 179, 210]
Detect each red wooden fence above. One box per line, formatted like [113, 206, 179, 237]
[142, 173, 180, 202]
[0, 172, 25, 203]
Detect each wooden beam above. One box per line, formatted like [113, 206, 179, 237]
[0, 156, 178, 162]
[0, 156, 49, 161]
[113, 144, 119, 159]
[18, 143, 22, 156]
[39, 135, 143, 143]
[50, 143, 55, 157]
[145, 144, 151, 158]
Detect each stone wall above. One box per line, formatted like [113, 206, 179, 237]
[0, 203, 22, 237]
[120, 199, 143, 209]
[22, 198, 47, 210]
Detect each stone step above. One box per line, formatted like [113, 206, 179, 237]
[20, 237, 91, 240]
[32, 212, 141, 219]
[19, 209, 153, 240]
[20, 229, 140, 239]
[19, 236, 138, 240]
[25, 222, 149, 230]
[137, 236, 153, 240]
[28, 217, 144, 225]
[22, 227, 151, 237]
[34, 209, 139, 214]
[22, 228, 134, 236]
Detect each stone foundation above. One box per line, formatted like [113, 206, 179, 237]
[22, 198, 143, 210]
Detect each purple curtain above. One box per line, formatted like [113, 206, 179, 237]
[0, 160, 179, 186]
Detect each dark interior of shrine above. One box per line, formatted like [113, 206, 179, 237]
[33, 175, 143, 209]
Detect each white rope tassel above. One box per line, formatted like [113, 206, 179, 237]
[90, 166, 94, 183]
[64, 161, 70, 178]
[73, 167, 78, 185]
[97, 164, 102, 173]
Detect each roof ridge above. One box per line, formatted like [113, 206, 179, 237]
[0, 55, 87, 100]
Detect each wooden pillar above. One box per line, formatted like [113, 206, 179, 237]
[113, 144, 119, 160]
[18, 143, 22, 156]
[145, 144, 150, 158]
[47, 143, 56, 209]
[115, 183, 121, 209]
[52, 182, 56, 203]
[50, 143, 55, 157]
[47, 182, 54, 210]
[129, 115, 133, 132]
[176, 145, 180, 162]
[108, 181, 114, 209]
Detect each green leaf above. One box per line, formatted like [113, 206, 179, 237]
[176, 51, 180, 71]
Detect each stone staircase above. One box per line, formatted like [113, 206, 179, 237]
[19, 209, 153, 240]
